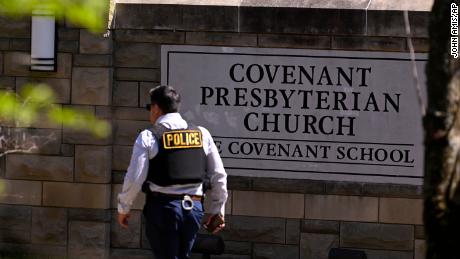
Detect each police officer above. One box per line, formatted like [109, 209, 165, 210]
[117, 85, 228, 259]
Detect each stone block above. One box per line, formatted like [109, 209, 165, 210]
[0, 156, 5, 178]
[61, 144, 75, 156]
[186, 32, 257, 47]
[415, 239, 426, 259]
[0, 52, 3, 74]
[115, 42, 160, 68]
[367, 0, 432, 11]
[71, 67, 112, 105]
[325, 181, 363, 195]
[286, 219, 300, 244]
[6, 154, 73, 181]
[69, 208, 111, 222]
[75, 145, 112, 183]
[115, 68, 160, 81]
[252, 178, 325, 194]
[208, 255, 250, 259]
[223, 241, 252, 255]
[182, 6, 238, 32]
[4, 52, 72, 78]
[300, 233, 339, 259]
[366, 11, 406, 37]
[335, 9, 367, 35]
[58, 28, 80, 40]
[0, 228, 31, 243]
[43, 182, 111, 209]
[305, 194, 378, 222]
[95, 106, 112, 120]
[80, 30, 112, 54]
[220, 215, 285, 243]
[0, 179, 42, 205]
[340, 222, 414, 250]
[63, 128, 113, 145]
[363, 249, 413, 259]
[233, 191, 304, 218]
[31, 207, 67, 245]
[113, 81, 139, 107]
[332, 36, 406, 52]
[253, 244, 298, 259]
[0, 127, 61, 155]
[415, 225, 425, 239]
[111, 210, 141, 248]
[114, 120, 152, 145]
[301, 219, 340, 234]
[379, 198, 423, 225]
[74, 54, 112, 67]
[0, 205, 31, 231]
[58, 40, 79, 53]
[68, 221, 110, 259]
[227, 175, 252, 190]
[0, 17, 30, 38]
[139, 82, 156, 107]
[114, 29, 184, 43]
[113, 145, 133, 171]
[9, 38, 30, 51]
[110, 248, 152, 259]
[112, 171, 126, 184]
[258, 34, 331, 49]
[362, 183, 422, 198]
[114, 4, 182, 30]
[412, 38, 429, 52]
[112, 184, 146, 210]
[240, 7, 340, 34]
[0, 243, 67, 257]
[0, 76, 15, 89]
[0, 39, 9, 50]
[113, 107, 149, 121]
[16, 77, 71, 104]
[409, 12, 429, 38]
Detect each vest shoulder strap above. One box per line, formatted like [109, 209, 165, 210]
[148, 124, 168, 141]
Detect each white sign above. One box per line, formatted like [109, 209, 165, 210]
[161, 45, 427, 185]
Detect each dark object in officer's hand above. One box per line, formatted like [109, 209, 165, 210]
[203, 214, 225, 233]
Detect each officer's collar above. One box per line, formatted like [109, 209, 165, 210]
[155, 113, 183, 125]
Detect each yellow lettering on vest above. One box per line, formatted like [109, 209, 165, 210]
[166, 134, 173, 146]
[195, 133, 202, 145]
[163, 130, 203, 149]
[188, 133, 194, 145]
[179, 133, 185, 146]
[174, 134, 181, 145]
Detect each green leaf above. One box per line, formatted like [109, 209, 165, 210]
[20, 84, 56, 105]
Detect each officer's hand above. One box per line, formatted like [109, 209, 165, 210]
[118, 213, 131, 229]
[203, 214, 225, 234]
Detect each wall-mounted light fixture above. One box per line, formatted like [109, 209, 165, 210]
[30, 7, 56, 71]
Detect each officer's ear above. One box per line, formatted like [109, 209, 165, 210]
[151, 104, 163, 115]
[150, 104, 163, 124]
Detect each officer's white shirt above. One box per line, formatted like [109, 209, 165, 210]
[118, 113, 228, 216]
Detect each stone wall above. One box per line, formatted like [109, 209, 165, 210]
[0, 2, 429, 259]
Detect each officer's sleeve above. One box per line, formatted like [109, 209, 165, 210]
[117, 130, 155, 214]
[199, 127, 228, 216]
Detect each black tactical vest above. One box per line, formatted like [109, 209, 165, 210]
[143, 124, 206, 188]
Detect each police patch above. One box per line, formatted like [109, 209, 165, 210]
[162, 130, 203, 149]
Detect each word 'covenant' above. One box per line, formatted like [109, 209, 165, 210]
[229, 63, 372, 86]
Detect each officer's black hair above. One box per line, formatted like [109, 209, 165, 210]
[149, 85, 181, 113]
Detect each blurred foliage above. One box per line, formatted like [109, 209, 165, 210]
[0, 85, 110, 138]
[0, 0, 109, 32]
[0, 0, 111, 139]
